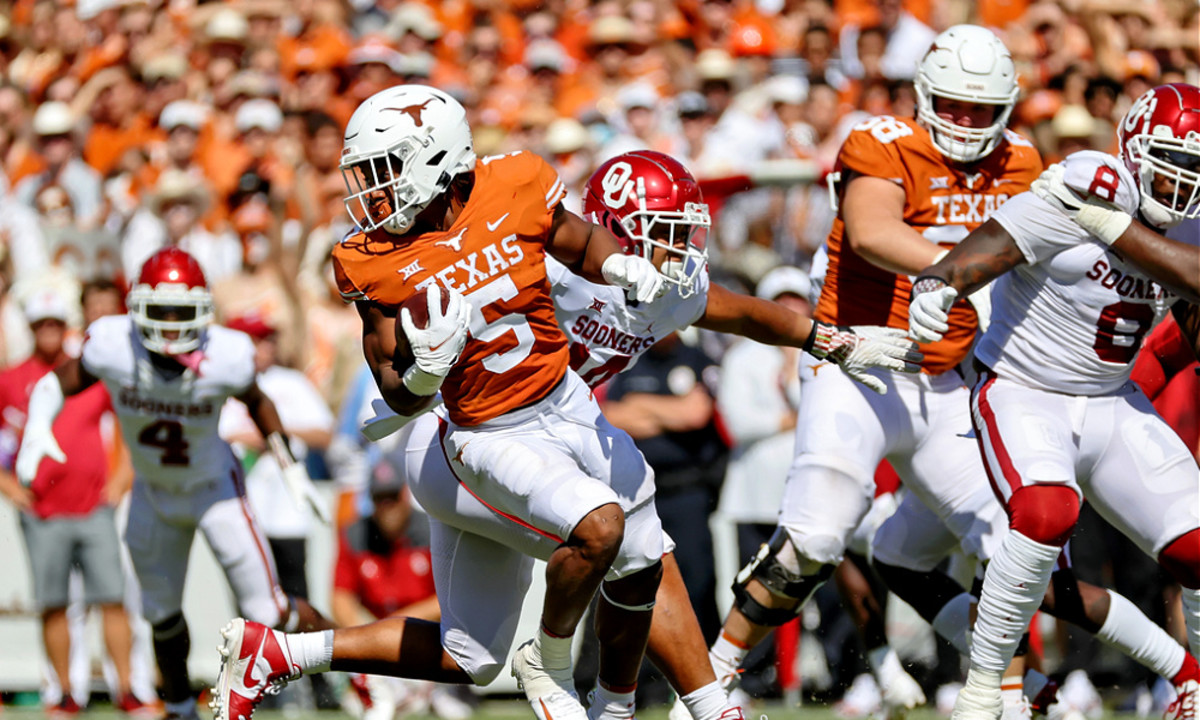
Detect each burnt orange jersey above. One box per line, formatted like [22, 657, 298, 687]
[815, 116, 1043, 374]
[333, 151, 571, 426]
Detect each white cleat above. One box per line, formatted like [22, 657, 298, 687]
[881, 670, 927, 719]
[1166, 679, 1198, 720]
[952, 678, 1004, 720]
[210, 618, 300, 720]
[511, 639, 588, 720]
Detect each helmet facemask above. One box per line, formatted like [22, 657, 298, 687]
[915, 82, 1014, 163]
[127, 282, 214, 355]
[342, 132, 442, 235]
[623, 176, 711, 298]
[1124, 133, 1200, 227]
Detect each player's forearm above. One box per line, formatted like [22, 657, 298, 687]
[375, 366, 438, 417]
[573, 221, 625, 284]
[1112, 223, 1200, 304]
[851, 228, 947, 276]
[53, 356, 96, 397]
[842, 176, 942, 275]
[921, 219, 1026, 295]
[697, 285, 816, 346]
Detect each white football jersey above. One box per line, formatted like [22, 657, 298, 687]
[980, 151, 1191, 394]
[547, 256, 710, 388]
[81, 315, 257, 486]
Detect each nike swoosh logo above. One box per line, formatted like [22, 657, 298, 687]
[242, 630, 268, 690]
[487, 213, 510, 232]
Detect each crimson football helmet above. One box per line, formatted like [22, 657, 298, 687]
[1119, 83, 1200, 227]
[583, 150, 710, 298]
[127, 247, 214, 355]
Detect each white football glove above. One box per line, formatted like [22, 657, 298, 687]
[807, 322, 924, 395]
[601, 253, 666, 303]
[281, 462, 330, 524]
[400, 285, 472, 396]
[15, 424, 65, 486]
[909, 278, 958, 344]
[1030, 163, 1132, 245]
[15, 372, 67, 486]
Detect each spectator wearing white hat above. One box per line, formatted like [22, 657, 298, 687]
[543, 118, 596, 213]
[15, 102, 103, 230]
[597, 82, 682, 162]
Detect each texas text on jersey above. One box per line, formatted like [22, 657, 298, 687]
[818, 115, 1043, 373]
[333, 150, 570, 426]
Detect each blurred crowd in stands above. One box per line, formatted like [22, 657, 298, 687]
[0, 0, 1195, 713]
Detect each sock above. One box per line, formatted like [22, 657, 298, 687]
[591, 683, 637, 720]
[1096, 589, 1187, 681]
[971, 531, 1060, 673]
[290, 630, 333, 675]
[710, 631, 749, 684]
[867, 645, 906, 686]
[1183, 588, 1200, 658]
[931, 592, 973, 655]
[1173, 653, 1200, 688]
[538, 626, 575, 673]
[679, 681, 729, 720]
[1000, 674, 1025, 711]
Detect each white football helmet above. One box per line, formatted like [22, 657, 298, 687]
[915, 25, 1018, 163]
[341, 85, 476, 234]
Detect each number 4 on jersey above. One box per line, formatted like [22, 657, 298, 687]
[138, 419, 190, 466]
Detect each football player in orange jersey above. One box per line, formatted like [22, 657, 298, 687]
[701, 26, 1200, 720]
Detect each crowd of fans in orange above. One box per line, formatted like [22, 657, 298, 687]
[0, 0, 1195, 410]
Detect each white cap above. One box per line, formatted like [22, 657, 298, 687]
[618, 82, 659, 111]
[756, 265, 811, 301]
[696, 49, 737, 81]
[23, 288, 70, 324]
[76, 0, 122, 21]
[349, 42, 404, 72]
[387, 3, 442, 41]
[235, 99, 283, 134]
[767, 75, 808, 105]
[33, 102, 74, 136]
[159, 100, 207, 131]
[544, 118, 590, 155]
[1051, 105, 1095, 139]
[526, 40, 568, 72]
[206, 8, 248, 43]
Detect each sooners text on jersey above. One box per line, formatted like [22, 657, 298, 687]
[80, 315, 256, 487]
[982, 150, 1192, 394]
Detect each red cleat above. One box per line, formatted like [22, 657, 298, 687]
[210, 618, 301, 720]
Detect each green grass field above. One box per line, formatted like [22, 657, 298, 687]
[0, 700, 1146, 720]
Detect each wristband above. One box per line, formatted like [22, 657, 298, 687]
[911, 275, 949, 299]
[1076, 203, 1132, 246]
[403, 365, 445, 396]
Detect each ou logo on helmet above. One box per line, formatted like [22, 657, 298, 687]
[601, 161, 636, 208]
[1123, 92, 1159, 136]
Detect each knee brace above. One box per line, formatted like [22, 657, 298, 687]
[1009, 485, 1079, 547]
[1160, 529, 1200, 589]
[732, 529, 834, 626]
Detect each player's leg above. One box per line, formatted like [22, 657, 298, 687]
[955, 375, 1081, 720]
[713, 355, 892, 685]
[1077, 391, 1200, 703]
[123, 480, 199, 718]
[407, 413, 734, 720]
[212, 516, 523, 720]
